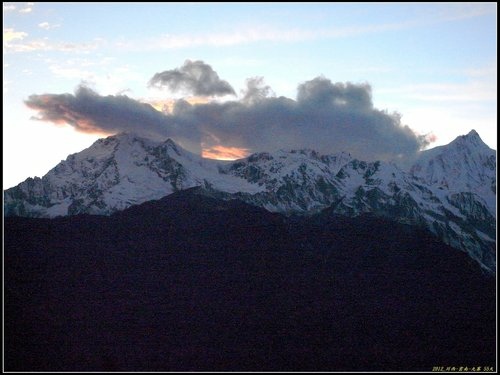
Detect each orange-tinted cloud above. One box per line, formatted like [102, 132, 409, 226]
[148, 96, 211, 114]
[147, 99, 175, 113]
[426, 133, 438, 143]
[202, 145, 250, 160]
[25, 85, 174, 138]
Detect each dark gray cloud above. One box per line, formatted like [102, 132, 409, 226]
[241, 76, 275, 105]
[148, 60, 236, 97]
[297, 77, 372, 109]
[25, 75, 430, 163]
[24, 85, 202, 150]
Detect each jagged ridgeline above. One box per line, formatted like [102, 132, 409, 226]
[4, 130, 496, 272]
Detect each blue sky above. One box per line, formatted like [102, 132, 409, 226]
[3, 2, 497, 189]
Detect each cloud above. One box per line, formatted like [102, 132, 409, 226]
[38, 22, 61, 30]
[185, 76, 427, 161]
[25, 72, 429, 163]
[202, 145, 251, 160]
[19, 3, 33, 13]
[4, 2, 35, 13]
[3, 28, 28, 42]
[436, 2, 496, 22]
[117, 22, 411, 52]
[241, 76, 275, 105]
[149, 60, 236, 97]
[108, 4, 494, 54]
[4, 37, 102, 53]
[25, 85, 179, 138]
[3, 3, 16, 11]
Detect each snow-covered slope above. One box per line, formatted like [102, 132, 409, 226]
[4, 130, 496, 273]
[3, 133, 263, 217]
[217, 149, 351, 212]
[410, 130, 496, 216]
[332, 158, 495, 273]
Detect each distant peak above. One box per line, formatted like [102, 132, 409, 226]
[104, 132, 169, 147]
[161, 138, 196, 158]
[451, 129, 489, 149]
[163, 138, 178, 147]
[459, 129, 480, 141]
[160, 138, 180, 154]
[103, 132, 142, 143]
[110, 131, 138, 138]
[466, 129, 479, 137]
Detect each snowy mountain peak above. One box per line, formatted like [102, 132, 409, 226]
[163, 138, 182, 154]
[102, 131, 164, 146]
[409, 129, 496, 217]
[467, 129, 480, 137]
[450, 129, 491, 151]
[91, 133, 199, 162]
[103, 131, 147, 143]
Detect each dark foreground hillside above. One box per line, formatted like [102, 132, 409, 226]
[4, 188, 496, 371]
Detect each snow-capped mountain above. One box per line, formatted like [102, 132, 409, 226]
[410, 130, 496, 216]
[4, 130, 496, 273]
[3, 133, 264, 217]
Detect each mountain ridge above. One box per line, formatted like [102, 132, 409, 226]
[4, 130, 496, 273]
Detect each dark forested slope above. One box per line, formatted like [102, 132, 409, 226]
[4, 188, 496, 371]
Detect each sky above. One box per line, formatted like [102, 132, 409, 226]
[3, 2, 497, 189]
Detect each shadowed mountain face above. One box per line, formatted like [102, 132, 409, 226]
[4, 188, 496, 371]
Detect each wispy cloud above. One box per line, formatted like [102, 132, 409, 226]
[462, 64, 497, 79]
[116, 21, 412, 51]
[379, 70, 496, 104]
[3, 3, 16, 12]
[436, 2, 496, 22]
[19, 2, 34, 13]
[38, 22, 61, 30]
[4, 37, 103, 54]
[114, 4, 494, 52]
[3, 28, 28, 42]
